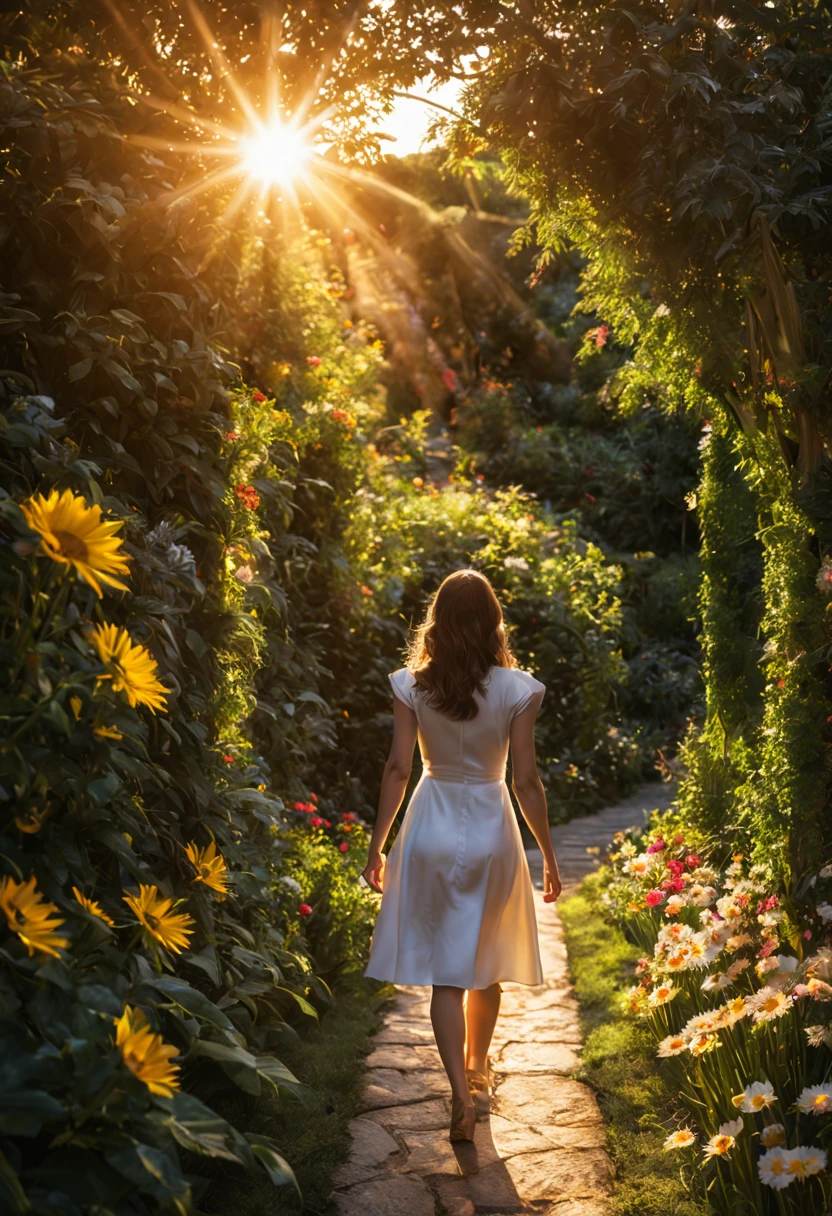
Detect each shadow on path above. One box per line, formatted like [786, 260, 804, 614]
[333, 781, 671, 1216]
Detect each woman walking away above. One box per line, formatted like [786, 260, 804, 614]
[361, 569, 562, 1143]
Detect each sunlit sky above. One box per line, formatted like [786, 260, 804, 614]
[379, 78, 463, 157]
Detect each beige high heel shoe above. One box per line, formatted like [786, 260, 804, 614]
[449, 1095, 477, 1142]
[465, 1065, 492, 1115]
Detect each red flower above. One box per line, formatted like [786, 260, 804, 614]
[339, 841, 349, 853]
[293, 801, 305, 810]
[645, 889, 664, 907]
[342, 811, 354, 821]
[442, 367, 459, 393]
[306, 356, 322, 367]
[331, 408, 356, 427]
[685, 854, 701, 869]
[360, 585, 373, 597]
[594, 324, 610, 349]
[310, 793, 318, 804]
[646, 838, 666, 854]
[225, 431, 240, 441]
[584, 492, 596, 504]
[252, 391, 267, 403]
[235, 483, 260, 510]
[322, 819, 331, 828]
[673, 834, 685, 845]
[223, 755, 235, 764]
[310, 815, 322, 828]
[667, 859, 685, 876]
[670, 877, 686, 893]
[298, 903, 312, 916]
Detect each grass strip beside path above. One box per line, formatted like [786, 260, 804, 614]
[559, 879, 709, 1216]
[203, 974, 394, 1215]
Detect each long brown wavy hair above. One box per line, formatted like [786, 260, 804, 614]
[406, 569, 516, 720]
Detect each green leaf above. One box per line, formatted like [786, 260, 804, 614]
[151, 1093, 253, 1164]
[0, 1089, 65, 1137]
[107, 1144, 190, 1206]
[67, 358, 93, 381]
[275, 986, 318, 1018]
[88, 772, 121, 805]
[246, 1135, 299, 1193]
[145, 977, 235, 1032]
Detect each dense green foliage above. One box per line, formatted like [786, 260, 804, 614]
[397, 0, 832, 864]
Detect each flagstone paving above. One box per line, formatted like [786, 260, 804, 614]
[332, 782, 674, 1216]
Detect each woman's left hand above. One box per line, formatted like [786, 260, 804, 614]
[361, 850, 385, 893]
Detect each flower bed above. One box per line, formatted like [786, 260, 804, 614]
[598, 818, 832, 1213]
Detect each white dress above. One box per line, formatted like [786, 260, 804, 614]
[364, 665, 545, 989]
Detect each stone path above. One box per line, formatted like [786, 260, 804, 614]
[333, 782, 674, 1216]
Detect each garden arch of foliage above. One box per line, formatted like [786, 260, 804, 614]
[1, 0, 831, 1212]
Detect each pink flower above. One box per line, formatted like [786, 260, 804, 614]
[759, 938, 779, 958]
[306, 356, 322, 367]
[234, 565, 254, 584]
[322, 819, 331, 828]
[594, 324, 610, 348]
[646, 889, 664, 908]
[339, 841, 349, 853]
[310, 816, 322, 828]
[758, 895, 780, 914]
[298, 903, 312, 916]
[647, 838, 666, 855]
[670, 877, 686, 893]
[442, 367, 459, 393]
[805, 930, 813, 940]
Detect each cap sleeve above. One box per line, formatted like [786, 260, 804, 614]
[510, 668, 546, 720]
[389, 668, 417, 709]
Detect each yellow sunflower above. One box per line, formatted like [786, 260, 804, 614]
[185, 840, 230, 896]
[20, 488, 130, 597]
[115, 1005, 180, 1097]
[72, 887, 115, 927]
[91, 624, 167, 713]
[0, 875, 69, 958]
[123, 884, 194, 954]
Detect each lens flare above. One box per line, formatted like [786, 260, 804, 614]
[241, 121, 311, 186]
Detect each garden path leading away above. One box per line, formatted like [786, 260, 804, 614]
[332, 781, 675, 1216]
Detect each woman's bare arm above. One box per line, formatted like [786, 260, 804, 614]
[361, 695, 418, 892]
[510, 702, 562, 902]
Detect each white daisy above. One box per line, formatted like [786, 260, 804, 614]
[731, 1080, 777, 1113]
[657, 1034, 688, 1057]
[797, 1084, 832, 1115]
[748, 987, 791, 1023]
[704, 1119, 742, 1157]
[758, 1145, 794, 1190]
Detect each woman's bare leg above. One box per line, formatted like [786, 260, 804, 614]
[430, 985, 472, 1100]
[464, 982, 501, 1075]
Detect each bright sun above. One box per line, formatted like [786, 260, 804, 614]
[241, 121, 311, 187]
